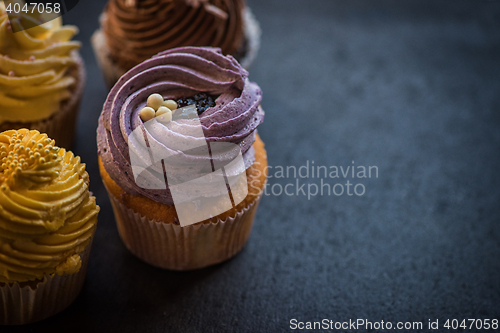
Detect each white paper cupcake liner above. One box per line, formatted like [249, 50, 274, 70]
[91, 26, 126, 89]
[238, 7, 262, 70]
[106, 189, 262, 271]
[0, 52, 85, 149]
[0, 238, 94, 325]
[92, 6, 261, 88]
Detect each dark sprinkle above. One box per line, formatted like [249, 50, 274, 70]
[176, 93, 217, 116]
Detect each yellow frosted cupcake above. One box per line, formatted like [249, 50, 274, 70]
[0, 2, 85, 148]
[0, 129, 100, 325]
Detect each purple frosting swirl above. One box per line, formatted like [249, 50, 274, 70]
[97, 47, 264, 205]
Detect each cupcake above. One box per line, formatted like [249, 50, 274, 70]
[97, 47, 267, 270]
[0, 129, 100, 325]
[92, 0, 260, 87]
[0, 3, 85, 148]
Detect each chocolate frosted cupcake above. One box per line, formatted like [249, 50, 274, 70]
[97, 47, 267, 270]
[92, 0, 260, 87]
[0, 5, 85, 148]
[0, 129, 100, 325]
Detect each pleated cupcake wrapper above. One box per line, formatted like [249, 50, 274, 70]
[238, 7, 261, 70]
[0, 237, 94, 325]
[91, 6, 261, 88]
[91, 28, 125, 89]
[0, 52, 85, 149]
[107, 189, 262, 271]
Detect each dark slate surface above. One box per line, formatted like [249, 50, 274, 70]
[5, 0, 500, 332]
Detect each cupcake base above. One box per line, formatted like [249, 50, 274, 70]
[0, 240, 93, 325]
[0, 52, 85, 149]
[108, 190, 262, 270]
[91, 27, 125, 89]
[91, 7, 261, 88]
[99, 134, 267, 270]
[236, 7, 262, 70]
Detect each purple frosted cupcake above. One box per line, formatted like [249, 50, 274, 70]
[97, 47, 267, 270]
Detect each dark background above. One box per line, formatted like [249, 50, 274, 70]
[6, 0, 500, 332]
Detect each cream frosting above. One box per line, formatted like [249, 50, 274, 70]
[97, 47, 264, 205]
[102, 0, 245, 71]
[0, 6, 81, 123]
[0, 129, 99, 283]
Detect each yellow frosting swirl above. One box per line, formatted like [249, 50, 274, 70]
[0, 2, 81, 122]
[0, 129, 99, 283]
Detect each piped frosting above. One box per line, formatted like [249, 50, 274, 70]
[0, 129, 99, 283]
[102, 0, 245, 71]
[0, 5, 81, 122]
[97, 47, 264, 205]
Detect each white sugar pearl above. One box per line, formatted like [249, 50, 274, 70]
[156, 108, 172, 123]
[162, 99, 178, 111]
[147, 93, 164, 110]
[156, 106, 171, 116]
[139, 107, 156, 122]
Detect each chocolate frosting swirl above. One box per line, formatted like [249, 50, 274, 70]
[97, 47, 264, 205]
[103, 0, 245, 71]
